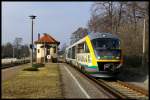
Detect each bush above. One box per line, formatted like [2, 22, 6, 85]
[23, 67, 39, 71]
[32, 63, 45, 68]
[123, 55, 142, 67]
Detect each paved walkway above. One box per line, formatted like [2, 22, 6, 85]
[59, 63, 112, 99]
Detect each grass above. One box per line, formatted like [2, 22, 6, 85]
[32, 63, 45, 68]
[23, 67, 39, 71]
[2, 63, 63, 99]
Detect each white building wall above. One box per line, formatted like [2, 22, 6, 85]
[50, 48, 54, 55]
[36, 43, 58, 63]
[37, 44, 44, 58]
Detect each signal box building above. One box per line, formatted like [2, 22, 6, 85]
[34, 33, 60, 63]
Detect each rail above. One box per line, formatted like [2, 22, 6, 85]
[93, 79, 148, 99]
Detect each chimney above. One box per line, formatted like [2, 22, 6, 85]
[44, 33, 47, 35]
[38, 33, 40, 40]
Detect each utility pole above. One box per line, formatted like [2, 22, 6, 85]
[142, 18, 146, 67]
[44, 41, 46, 64]
[136, 16, 146, 67]
[29, 15, 36, 67]
[13, 46, 15, 58]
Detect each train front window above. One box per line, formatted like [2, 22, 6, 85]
[91, 38, 121, 60]
[91, 38, 120, 49]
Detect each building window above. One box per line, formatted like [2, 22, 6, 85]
[47, 49, 50, 55]
[38, 49, 40, 53]
[54, 47, 56, 53]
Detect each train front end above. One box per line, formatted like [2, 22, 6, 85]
[87, 33, 123, 78]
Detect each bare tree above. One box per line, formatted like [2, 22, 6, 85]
[13, 37, 23, 58]
[90, 1, 116, 33]
[88, 1, 149, 65]
[70, 27, 88, 45]
[2, 42, 13, 58]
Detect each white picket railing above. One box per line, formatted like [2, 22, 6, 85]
[2, 57, 30, 64]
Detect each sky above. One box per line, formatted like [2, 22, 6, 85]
[2, 2, 93, 48]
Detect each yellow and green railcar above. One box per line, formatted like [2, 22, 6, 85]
[65, 32, 123, 77]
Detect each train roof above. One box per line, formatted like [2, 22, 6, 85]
[66, 32, 120, 50]
[88, 32, 119, 40]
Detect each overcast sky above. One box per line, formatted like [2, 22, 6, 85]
[2, 2, 93, 48]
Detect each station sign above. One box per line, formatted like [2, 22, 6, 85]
[47, 55, 51, 59]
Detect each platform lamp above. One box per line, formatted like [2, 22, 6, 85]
[29, 15, 36, 67]
[136, 15, 146, 67]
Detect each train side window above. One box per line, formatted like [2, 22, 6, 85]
[70, 48, 72, 58]
[77, 43, 84, 53]
[67, 50, 69, 58]
[84, 42, 89, 53]
[68, 48, 71, 58]
[72, 46, 75, 59]
[66, 50, 68, 58]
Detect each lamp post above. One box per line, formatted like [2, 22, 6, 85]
[136, 16, 146, 67]
[142, 18, 146, 67]
[29, 15, 36, 67]
[44, 40, 46, 64]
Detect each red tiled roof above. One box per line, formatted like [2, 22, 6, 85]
[34, 33, 60, 45]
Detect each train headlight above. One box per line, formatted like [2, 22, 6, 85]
[97, 56, 100, 59]
[116, 56, 120, 59]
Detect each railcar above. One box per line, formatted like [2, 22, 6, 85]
[65, 32, 123, 77]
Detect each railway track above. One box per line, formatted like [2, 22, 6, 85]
[66, 63, 149, 99]
[92, 79, 148, 99]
